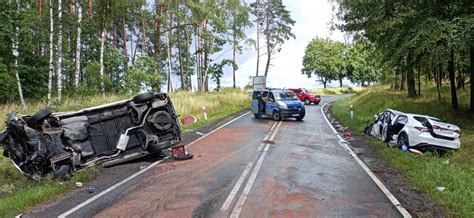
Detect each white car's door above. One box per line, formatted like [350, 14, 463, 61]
[371, 113, 385, 139]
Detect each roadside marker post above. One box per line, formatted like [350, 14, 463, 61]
[203, 106, 208, 120]
[350, 104, 354, 119]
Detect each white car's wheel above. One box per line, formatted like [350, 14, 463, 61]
[397, 132, 409, 148]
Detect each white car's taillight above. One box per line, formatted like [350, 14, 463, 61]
[414, 127, 430, 132]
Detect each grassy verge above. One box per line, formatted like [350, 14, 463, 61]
[312, 86, 366, 96]
[332, 85, 473, 216]
[0, 89, 250, 216]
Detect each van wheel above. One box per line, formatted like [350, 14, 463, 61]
[133, 92, 155, 104]
[272, 111, 282, 121]
[27, 108, 52, 127]
[295, 114, 304, 121]
[304, 98, 311, 105]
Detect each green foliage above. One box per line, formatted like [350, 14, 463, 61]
[335, 0, 473, 104]
[104, 47, 126, 93]
[126, 54, 162, 94]
[302, 37, 379, 87]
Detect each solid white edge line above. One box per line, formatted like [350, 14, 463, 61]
[230, 144, 271, 218]
[220, 162, 254, 211]
[320, 101, 412, 218]
[58, 110, 251, 218]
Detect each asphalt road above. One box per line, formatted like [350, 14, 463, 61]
[30, 95, 402, 217]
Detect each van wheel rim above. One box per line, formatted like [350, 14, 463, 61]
[304, 99, 310, 104]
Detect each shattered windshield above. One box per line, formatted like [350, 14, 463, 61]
[275, 92, 298, 101]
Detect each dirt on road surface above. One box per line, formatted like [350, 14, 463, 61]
[29, 96, 413, 217]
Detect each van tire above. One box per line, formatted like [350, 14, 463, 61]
[272, 111, 282, 121]
[296, 114, 305, 121]
[133, 92, 155, 104]
[27, 108, 52, 127]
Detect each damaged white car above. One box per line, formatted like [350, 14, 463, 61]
[0, 92, 181, 180]
[365, 109, 461, 152]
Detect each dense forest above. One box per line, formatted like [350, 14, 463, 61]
[333, 0, 473, 111]
[0, 0, 295, 108]
[302, 0, 472, 111]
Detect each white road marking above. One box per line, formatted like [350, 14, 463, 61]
[229, 120, 283, 218]
[268, 121, 283, 142]
[58, 111, 251, 218]
[220, 162, 254, 211]
[230, 144, 270, 218]
[256, 143, 265, 152]
[223, 121, 278, 211]
[320, 102, 412, 218]
[262, 122, 278, 142]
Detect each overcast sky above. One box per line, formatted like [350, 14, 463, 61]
[187, 0, 347, 90]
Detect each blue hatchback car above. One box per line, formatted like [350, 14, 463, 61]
[251, 89, 305, 121]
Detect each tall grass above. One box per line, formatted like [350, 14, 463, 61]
[332, 85, 474, 216]
[0, 89, 250, 216]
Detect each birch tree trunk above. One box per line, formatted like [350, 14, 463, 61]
[141, 11, 147, 53]
[195, 26, 201, 92]
[13, 0, 26, 109]
[47, 0, 54, 106]
[99, 29, 106, 98]
[177, 19, 185, 90]
[56, 0, 63, 104]
[74, 0, 82, 88]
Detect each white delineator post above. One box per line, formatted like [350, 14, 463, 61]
[350, 104, 354, 119]
[203, 106, 208, 120]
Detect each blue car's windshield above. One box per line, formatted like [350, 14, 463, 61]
[275, 92, 298, 101]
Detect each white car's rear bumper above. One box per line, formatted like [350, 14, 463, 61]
[408, 130, 461, 150]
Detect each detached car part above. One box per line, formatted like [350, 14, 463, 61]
[0, 92, 181, 179]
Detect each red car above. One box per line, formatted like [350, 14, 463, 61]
[288, 88, 321, 105]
